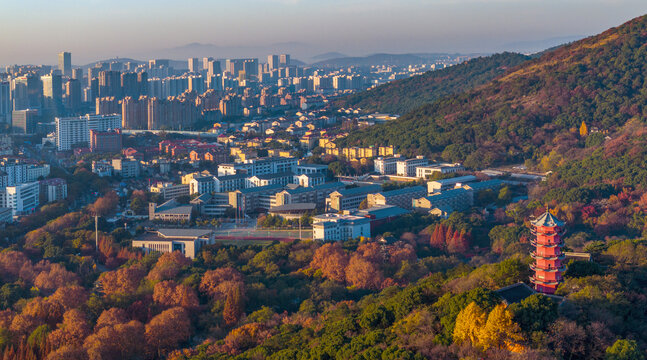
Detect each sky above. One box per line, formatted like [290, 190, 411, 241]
[1, 0, 646, 66]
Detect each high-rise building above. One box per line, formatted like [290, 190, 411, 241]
[137, 72, 149, 96]
[279, 54, 290, 67]
[530, 212, 566, 295]
[65, 79, 82, 112]
[207, 60, 221, 78]
[58, 52, 71, 77]
[11, 109, 40, 134]
[243, 59, 258, 79]
[90, 129, 122, 153]
[72, 68, 84, 81]
[12, 74, 42, 110]
[98, 70, 122, 99]
[96, 97, 120, 115]
[0, 81, 10, 125]
[202, 57, 213, 71]
[121, 96, 149, 130]
[55, 114, 121, 151]
[188, 76, 205, 94]
[188, 58, 200, 73]
[267, 55, 279, 71]
[121, 72, 140, 98]
[41, 74, 63, 111]
[3, 181, 40, 215]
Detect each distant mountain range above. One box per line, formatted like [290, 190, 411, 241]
[334, 52, 530, 115]
[337, 14, 647, 169]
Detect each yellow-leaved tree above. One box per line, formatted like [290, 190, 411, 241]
[478, 303, 524, 351]
[579, 121, 588, 137]
[453, 302, 487, 346]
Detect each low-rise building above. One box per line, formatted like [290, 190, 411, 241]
[396, 156, 428, 177]
[293, 173, 325, 187]
[112, 158, 140, 178]
[312, 213, 371, 241]
[366, 185, 426, 210]
[39, 178, 68, 203]
[92, 160, 113, 177]
[326, 184, 381, 212]
[26, 164, 51, 182]
[132, 228, 215, 259]
[1, 181, 40, 215]
[229, 183, 283, 213]
[295, 163, 328, 175]
[150, 182, 190, 201]
[0, 207, 12, 224]
[246, 172, 294, 188]
[413, 187, 474, 213]
[191, 193, 231, 217]
[427, 175, 477, 194]
[149, 199, 194, 223]
[90, 129, 122, 153]
[415, 163, 464, 179]
[374, 155, 401, 175]
[272, 182, 345, 208]
[189, 176, 218, 195]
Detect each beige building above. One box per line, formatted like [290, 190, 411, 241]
[366, 186, 426, 210]
[132, 229, 214, 259]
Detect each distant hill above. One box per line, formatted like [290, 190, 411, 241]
[334, 52, 530, 115]
[313, 53, 427, 68]
[338, 14, 647, 169]
[311, 52, 348, 61]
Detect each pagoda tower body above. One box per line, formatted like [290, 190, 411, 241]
[530, 212, 565, 294]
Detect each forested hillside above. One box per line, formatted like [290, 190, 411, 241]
[334, 52, 530, 115]
[338, 15, 647, 168]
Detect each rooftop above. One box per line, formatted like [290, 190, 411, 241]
[531, 212, 564, 228]
[379, 185, 426, 197]
[157, 228, 213, 239]
[334, 184, 382, 197]
[430, 175, 477, 185]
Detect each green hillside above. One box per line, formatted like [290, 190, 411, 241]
[334, 52, 530, 115]
[338, 15, 647, 169]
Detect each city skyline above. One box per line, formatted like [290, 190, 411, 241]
[1, 0, 646, 66]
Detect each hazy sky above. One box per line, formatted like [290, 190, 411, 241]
[1, 0, 646, 65]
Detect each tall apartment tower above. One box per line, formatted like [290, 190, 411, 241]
[202, 57, 213, 71]
[0, 81, 11, 125]
[267, 55, 279, 71]
[188, 58, 200, 73]
[58, 52, 72, 77]
[207, 60, 221, 78]
[279, 54, 290, 67]
[65, 79, 82, 112]
[530, 212, 566, 295]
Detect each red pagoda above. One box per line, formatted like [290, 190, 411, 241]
[529, 212, 566, 294]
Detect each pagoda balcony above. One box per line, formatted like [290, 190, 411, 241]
[529, 276, 562, 286]
[530, 228, 565, 237]
[530, 251, 566, 261]
[530, 239, 564, 248]
[530, 263, 566, 272]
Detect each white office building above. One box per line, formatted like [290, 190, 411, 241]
[2, 181, 40, 215]
[55, 114, 121, 151]
[312, 213, 371, 241]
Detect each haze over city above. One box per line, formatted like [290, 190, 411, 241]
[2, 0, 647, 65]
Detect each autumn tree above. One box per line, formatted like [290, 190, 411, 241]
[453, 302, 487, 346]
[99, 266, 145, 296]
[50, 286, 88, 311]
[94, 308, 129, 331]
[579, 121, 588, 137]
[478, 303, 523, 351]
[84, 320, 145, 360]
[147, 251, 192, 282]
[88, 191, 119, 216]
[47, 309, 90, 350]
[345, 254, 383, 290]
[153, 281, 199, 310]
[605, 339, 644, 360]
[34, 264, 80, 294]
[144, 307, 191, 357]
[223, 285, 245, 326]
[199, 267, 245, 301]
[310, 243, 349, 282]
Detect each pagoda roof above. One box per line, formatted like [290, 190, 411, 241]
[531, 212, 564, 227]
